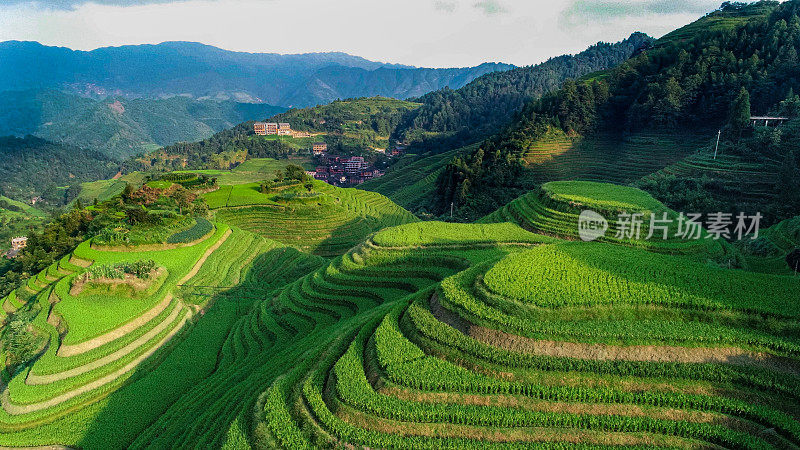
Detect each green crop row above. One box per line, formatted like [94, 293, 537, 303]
[332, 314, 774, 449]
[166, 218, 213, 244]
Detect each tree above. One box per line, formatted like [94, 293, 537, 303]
[304, 181, 314, 192]
[126, 207, 147, 225]
[729, 87, 751, 132]
[274, 170, 284, 183]
[285, 164, 306, 181]
[780, 88, 800, 117]
[121, 183, 135, 202]
[172, 187, 194, 215]
[260, 180, 275, 193]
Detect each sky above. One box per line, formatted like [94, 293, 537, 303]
[0, 0, 727, 68]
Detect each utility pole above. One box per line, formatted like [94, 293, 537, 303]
[450, 202, 454, 219]
[713, 130, 721, 160]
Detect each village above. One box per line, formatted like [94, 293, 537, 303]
[253, 121, 406, 187]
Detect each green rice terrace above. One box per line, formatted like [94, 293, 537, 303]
[479, 181, 736, 264]
[0, 174, 798, 449]
[519, 130, 708, 186]
[207, 179, 418, 256]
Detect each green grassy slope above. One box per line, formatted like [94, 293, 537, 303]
[174, 157, 313, 186]
[479, 180, 733, 262]
[656, 2, 776, 46]
[359, 144, 477, 211]
[520, 129, 708, 186]
[208, 180, 419, 256]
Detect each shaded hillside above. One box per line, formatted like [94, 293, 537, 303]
[393, 32, 654, 152]
[358, 144, 478, 213]
[0, 90, 286, 159]
[436, 0, 800, 222]
[0, 41, 512, 108]
[0, 136, 119, 201]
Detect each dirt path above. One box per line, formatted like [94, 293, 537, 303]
[2, 309, 193, 415]
[429, 294, 800, 377]
[178, 227, 232, 285]
[68, 256, 93, 268]
[55, 228, 231, 358]
[1, 298, 14, 314]
[28, 304, 184, 385]
[366, 239, 541, 252]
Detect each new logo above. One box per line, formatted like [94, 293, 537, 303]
[578, 210, 608, 242]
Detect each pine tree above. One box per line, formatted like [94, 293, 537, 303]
[729, 87, 751, 131]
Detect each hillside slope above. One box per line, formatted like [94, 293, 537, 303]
[1, 215, 797, 448]
[359, 144, 478, 213]
[207, 179, 418, 256]
[436, 1, 800, 223]
[0, 90, 286, 159]
[0, 136, 120, 200]
[393, 32, 653, 151]
[147, 97, 417, 171]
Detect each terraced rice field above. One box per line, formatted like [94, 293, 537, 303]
[644, 152, 780, 204]
[0, 225, 228, 428]
[479, 181, 732, 261]
[520, 132, 707, 185]
[212, 181, 418, 256]
[252, 225, 800, 449]
[175, 157, 312, 186]
[0, 223, 329, 446]
[741, 215, 800, 274]
[1, 183, 797, 448]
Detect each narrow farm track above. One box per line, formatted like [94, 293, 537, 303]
[178, 227, 233, 285]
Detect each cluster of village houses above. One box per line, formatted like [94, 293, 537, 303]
[254, 122, 406, 186]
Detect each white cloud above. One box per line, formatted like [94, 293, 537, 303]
[0, 0, 727, 68]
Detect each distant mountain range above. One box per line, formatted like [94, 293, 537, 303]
[0, 41, 514, 108]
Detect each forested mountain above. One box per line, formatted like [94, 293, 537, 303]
[145, 97, 417, 171]
[140, 35, 654, 174]
[436, 0, 800, 223]
[270, 97, 419, 136]
[393, 32, 654, 151]
[0, 136, 120, 201]
[0, 41, 512, 108]
[0, 90, 286, 159]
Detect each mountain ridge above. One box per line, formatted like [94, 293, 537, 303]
[0, 40, 515, 107]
